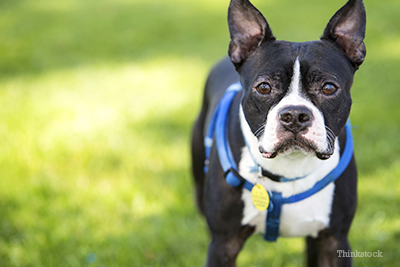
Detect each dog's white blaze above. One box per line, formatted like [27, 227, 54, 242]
[260, 58, 328, 159]
[290, 58, 301, 95]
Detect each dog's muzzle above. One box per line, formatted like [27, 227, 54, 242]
[259, 105, 334, 160]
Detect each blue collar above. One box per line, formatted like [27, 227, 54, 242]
[204, 82, 354, 242]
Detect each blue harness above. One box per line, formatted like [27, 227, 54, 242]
[204, 82, 354, 241]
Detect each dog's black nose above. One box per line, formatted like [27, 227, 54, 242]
[279, 106, 313, 133]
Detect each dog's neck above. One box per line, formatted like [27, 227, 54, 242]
[239, 106, 339, 179]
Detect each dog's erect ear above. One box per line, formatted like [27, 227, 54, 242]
[228, 0, 275, 69]
[321, 0, 366, 68]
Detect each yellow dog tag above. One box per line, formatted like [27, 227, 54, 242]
[251, 184, 270, 211]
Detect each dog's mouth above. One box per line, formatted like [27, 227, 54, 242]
[259, 135, 334, 160]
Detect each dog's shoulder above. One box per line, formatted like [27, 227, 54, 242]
[205, 57, 239, 106]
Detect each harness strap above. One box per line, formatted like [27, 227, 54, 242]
[264, 192, 283, 241]
[204, 82, 245, 187]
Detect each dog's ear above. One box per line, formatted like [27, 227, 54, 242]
[228, 0, 275, 69]
[321, 0, 366, 68]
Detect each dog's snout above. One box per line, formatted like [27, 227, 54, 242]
[279, 106, 313, 133]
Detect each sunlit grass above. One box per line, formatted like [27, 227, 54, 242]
[0, 57, 209, 266]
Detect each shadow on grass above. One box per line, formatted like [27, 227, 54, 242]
[351, 59, 400, 176]
[0, 0, 228, 78]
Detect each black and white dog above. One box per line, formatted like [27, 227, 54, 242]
[191, 0, 366, 266]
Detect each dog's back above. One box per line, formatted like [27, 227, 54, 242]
[191, 56, 238, 214]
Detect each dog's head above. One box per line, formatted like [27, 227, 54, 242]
[228, 0, 366, 160]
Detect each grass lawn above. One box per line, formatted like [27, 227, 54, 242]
[0, 0, 399, 266]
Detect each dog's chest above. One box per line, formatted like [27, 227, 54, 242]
[238, 147, 339, 238]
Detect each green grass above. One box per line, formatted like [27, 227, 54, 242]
[0, 0, 399, 266]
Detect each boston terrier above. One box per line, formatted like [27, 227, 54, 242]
[191, 0, 366, 266]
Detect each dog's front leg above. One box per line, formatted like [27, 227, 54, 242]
[306, 230, 352, 267]
[206, 225, 255, 267]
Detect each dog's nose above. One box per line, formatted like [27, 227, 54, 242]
[279, 106, 313, 133]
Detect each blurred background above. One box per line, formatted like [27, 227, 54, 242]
[0, 0, 399, 266]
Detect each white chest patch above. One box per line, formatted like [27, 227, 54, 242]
[238, 139, 340, 238]
[238, 144, 339, 238]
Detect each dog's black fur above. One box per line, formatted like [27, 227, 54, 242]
[191, 0, 366, 266]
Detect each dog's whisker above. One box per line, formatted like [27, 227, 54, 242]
[254, 124, 266, 137]
[324, 126, 337, 153]
[256, 129, 265, 138]
[325, 126, 335, 137]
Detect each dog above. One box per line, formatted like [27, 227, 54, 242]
[191, 0, 366, 266]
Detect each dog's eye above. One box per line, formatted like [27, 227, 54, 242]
[256, 82, 271, 95]
[321, 83, 337, 95]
